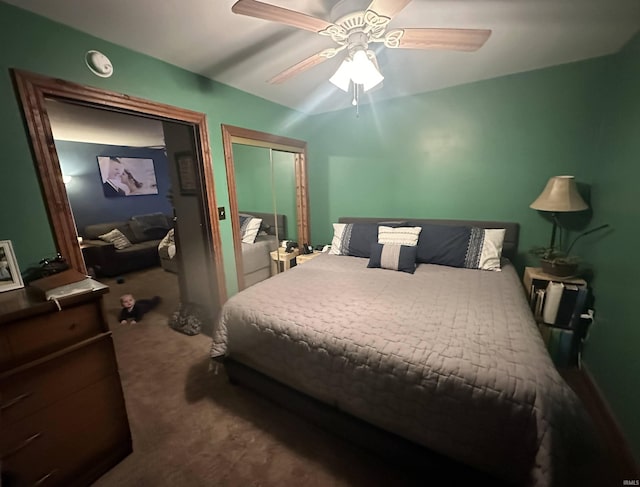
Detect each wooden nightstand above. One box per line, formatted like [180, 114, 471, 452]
[523, 267, 586, 295]
[523, 267, 589, 368]
[296, 251, 322, 265]
[270, 249, 299, 275]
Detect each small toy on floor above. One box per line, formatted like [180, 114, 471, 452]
[119, 294, 161, 325]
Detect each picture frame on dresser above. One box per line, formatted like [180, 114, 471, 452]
[0, 240, 24, 293]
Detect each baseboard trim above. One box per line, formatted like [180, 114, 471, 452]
[570, 364, 640, 479]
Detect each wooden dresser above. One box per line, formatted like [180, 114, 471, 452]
[0, 285, 131, 486]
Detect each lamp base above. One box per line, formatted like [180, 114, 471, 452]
[540, 259, 578, 278]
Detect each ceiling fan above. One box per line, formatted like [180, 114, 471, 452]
[231, 0, 492, 95]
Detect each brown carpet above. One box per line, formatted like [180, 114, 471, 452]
[92, 267, 424, 487]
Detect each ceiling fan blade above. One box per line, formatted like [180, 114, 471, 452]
[232, 0, 332, 33]
[268, 52, 331, 84]
[366, 0, 412, 19]
[394, 28, 491, 51]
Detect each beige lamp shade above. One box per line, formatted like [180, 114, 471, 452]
[530, 175, 588, 212]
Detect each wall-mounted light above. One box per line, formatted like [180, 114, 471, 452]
[62, 175, 72, 184]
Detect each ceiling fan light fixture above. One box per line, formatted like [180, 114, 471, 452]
[329, 49, 384, 93]
[329, 58, 353, 92]
[352, 50, 383, 91]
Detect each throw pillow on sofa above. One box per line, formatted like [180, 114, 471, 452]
[130, 213, 172, 241]
[99, 229, 132, 250]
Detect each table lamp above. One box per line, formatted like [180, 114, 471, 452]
[529, 176, 589, 249]
[530, 175, 588, 249]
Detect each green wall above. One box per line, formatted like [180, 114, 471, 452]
[0, 2, 304, 295]
[301, 58, 608, 269]
[581, 36, 640, 462]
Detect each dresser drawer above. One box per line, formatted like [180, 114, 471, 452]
[1, 334, 117, 423]
[1, 374, 131, 487]
[1, 301, 104, 369]
[0, 332, 10, 370]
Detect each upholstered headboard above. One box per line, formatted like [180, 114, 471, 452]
[338, 217, 520, 262]
[240, 211, 287, 240]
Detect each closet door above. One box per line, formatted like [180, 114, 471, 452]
[231, 144, 302, 288]
[222, 124, 309, 292]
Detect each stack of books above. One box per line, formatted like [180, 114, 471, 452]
[529, 280, 588, 367]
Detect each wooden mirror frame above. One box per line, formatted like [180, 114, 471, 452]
[12, 69, 226, 305]
[221, 124, 309, 291]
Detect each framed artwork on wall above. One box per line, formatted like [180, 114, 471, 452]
[175, 151, 197, 195]
[97, 156, 159, 197]
[0, 240, 24, 293]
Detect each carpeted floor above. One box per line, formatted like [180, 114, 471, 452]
[92, 267, 424, 487]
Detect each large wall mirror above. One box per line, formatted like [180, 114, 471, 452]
[221, 125, 309, 291]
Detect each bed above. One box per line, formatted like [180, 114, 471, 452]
[211, 218, 601, 486]
[239, 211, 286, 288]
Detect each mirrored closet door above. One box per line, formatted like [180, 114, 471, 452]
[222, 125, 309, 291]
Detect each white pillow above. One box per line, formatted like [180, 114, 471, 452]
[98, 228, 132, 250]
[378, 226, 422, 247]
[328, 223, 347, 255]
[469, 228, 506, 271]
[241, 217, 262, 244]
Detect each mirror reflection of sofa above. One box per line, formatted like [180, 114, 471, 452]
[158, 228, 177, 273]
[81, 213, 173, 277]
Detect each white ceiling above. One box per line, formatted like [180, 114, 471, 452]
[7, 0, 640, 114]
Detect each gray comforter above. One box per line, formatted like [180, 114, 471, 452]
[211, 254, 600, 486]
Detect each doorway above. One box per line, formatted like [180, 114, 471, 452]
[13, 70, 226, 329]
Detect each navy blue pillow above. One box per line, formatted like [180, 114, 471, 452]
[368, 243, 417, 274]
[415, 224, 472, 266]
[344, 223, 378, 257]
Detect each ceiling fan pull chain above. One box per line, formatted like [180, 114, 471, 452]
[352, 83, 360, 118]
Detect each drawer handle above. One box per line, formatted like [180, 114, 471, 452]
[3, 432, 42, 458]
[1, 392, 32, 411]
[35, 469, 59, 485]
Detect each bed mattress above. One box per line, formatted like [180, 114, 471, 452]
[241, 235, 278, 275]
[211, 254, 600, 486]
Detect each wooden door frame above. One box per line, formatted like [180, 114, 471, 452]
[12, 69, 226, 305]
[221, 124, 309, 291]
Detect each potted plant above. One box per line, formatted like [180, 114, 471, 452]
[529, 224, 610, 278]
[529, 246, 580, 277]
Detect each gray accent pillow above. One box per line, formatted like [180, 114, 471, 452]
[367, 243, 417, 274]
